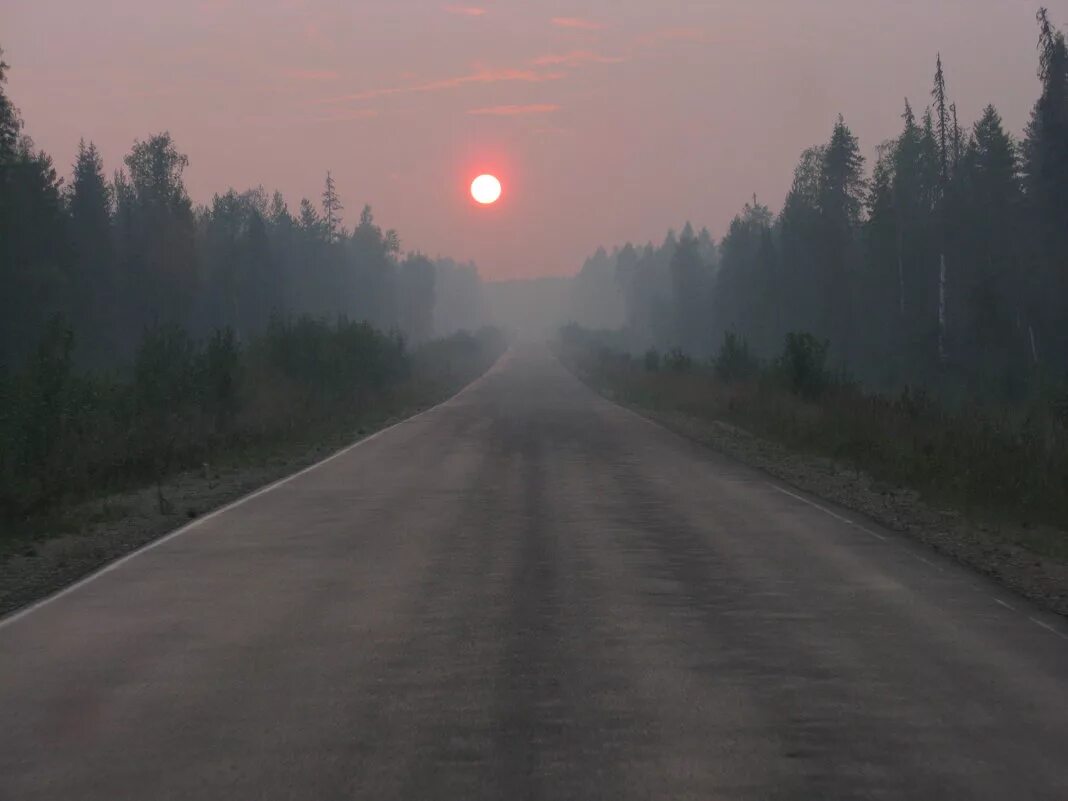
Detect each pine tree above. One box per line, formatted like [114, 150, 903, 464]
[864, 141, 903, 367]
[931, 57, 954, 362]
[397, 254, 436, 344]
[932, 55, 951, 185]
[669, 223, 710, 354]
[269, 191, 290, 226]
[0, 142, 68, 365]
[68, 140, 114, 359]
[0, 47, 21, 163]
[1023, 8, 1068, 362]
[321, 171, 344, 243]
[299, 198, 322, 233]
[818, 116, 866, 357]
[958, 105, 1024, 378]
[950, 103, 964, 172]
[120, 133, 196, 333]
[892, 100, 924, 320]
[820, 115, 866, 226]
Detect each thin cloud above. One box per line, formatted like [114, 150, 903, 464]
[317, 68, 565, 104]
[532, 51, 624, 67]
[287, 69, 340, 81]
[443, 4, 488, 15]
[551, 17, 603, 30]
[468, 104, 561, 116]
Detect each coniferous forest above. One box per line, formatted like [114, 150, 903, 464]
[2, 9, 1068, 526]
[0, 58, 490, 369]
[568, 9, 1068, 402]
[557, 10, 1068, 537]
[0, 45, 498, 524]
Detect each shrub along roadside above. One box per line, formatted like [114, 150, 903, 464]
[557, 325, 1068, 554]
[0, 318, 505, 543]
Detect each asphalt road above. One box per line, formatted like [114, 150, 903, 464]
[3, 346, 1068, 800]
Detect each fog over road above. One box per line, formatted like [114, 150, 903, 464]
[3, 347, 1068, 800]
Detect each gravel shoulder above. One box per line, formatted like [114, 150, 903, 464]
[594, 388, 1068, 619]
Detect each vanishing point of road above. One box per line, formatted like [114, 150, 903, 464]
[3, 347, 1068, 800]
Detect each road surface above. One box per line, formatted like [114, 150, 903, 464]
[3, 347, 1068, 800]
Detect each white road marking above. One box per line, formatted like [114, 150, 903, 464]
[855, 525, 888, 542]
[0, 354, 507, 631]
[1030, 618, 1068, 641]
[906, 553, 946, 572]
[769, 482, 1068, 643]
[768, 484, 890, 542]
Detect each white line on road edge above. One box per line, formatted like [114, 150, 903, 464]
[1030, 617, 1068, 641]
[769, 480, 1068, 643]
[585, 375, 1068, 645]
[907, 552, 945, 572]
[0, 352, 509, 632]
[767, 484, 887, 542]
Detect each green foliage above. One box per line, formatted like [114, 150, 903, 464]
[0, 46, 487, 372]
[664, 348, 693, 373]
[776, 332, 831, 398]
[263, 315, 407, 400]
[0, 46, 21, 162]
[714, 332, 759, 383]
[644, 348, 661, 372]
[203, 327, 241, 429]
[0, 319, 499, 524]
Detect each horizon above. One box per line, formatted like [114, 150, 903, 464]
[3, 0, 1066, 279]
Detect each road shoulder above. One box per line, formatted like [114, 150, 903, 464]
[570, 369, 1068, 620]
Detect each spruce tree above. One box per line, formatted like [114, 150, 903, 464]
[321, 171, 344, 243]
[68, 140, 114, 358]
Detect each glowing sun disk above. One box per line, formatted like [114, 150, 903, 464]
[471, 174, 502, 205]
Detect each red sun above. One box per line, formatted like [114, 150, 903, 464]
[471, 174, 502, 205]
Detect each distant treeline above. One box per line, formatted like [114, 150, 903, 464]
[568, 10, 1068, 400]
[0, 48, 490, 370]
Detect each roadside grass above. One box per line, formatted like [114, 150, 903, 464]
[0, 322, 505, 558]
[557, 331, 1068, 562]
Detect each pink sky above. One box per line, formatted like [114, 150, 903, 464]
[3, 0, 1066, 279]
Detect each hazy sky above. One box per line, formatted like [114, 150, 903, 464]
[3, 0, 1066, 279]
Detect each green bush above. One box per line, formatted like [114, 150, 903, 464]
[664, 348, 693, 373]
[203, 327, 241, 431]
[776, 332, 830, 398]
[714, 332, 759, 383]
[644, 349, 661, 372]
[0, 316, 496, 525]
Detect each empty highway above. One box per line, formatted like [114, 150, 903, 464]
[2, 347, 1067, 800]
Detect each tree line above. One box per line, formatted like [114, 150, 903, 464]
[1, 315, 505, 522]
[0, 46, 490, 370]
[570, 10, 1068, 399]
